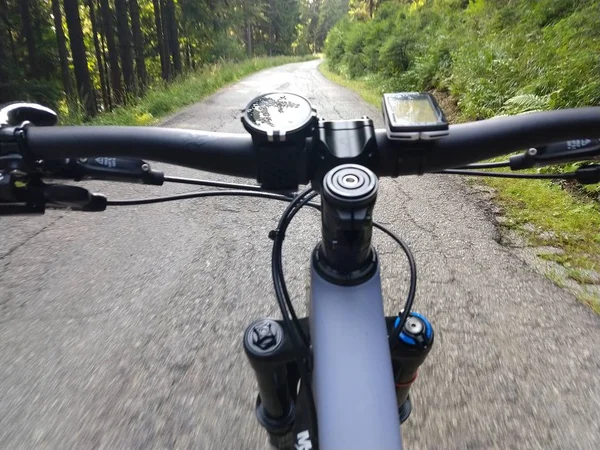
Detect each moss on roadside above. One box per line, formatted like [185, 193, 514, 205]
[577, 292, 600, 315]
[483, 177, 600, 272]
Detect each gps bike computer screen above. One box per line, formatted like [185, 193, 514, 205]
[382, 92, 449, 141]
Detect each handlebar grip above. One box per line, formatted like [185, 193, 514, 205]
[25, 126, 257, 179]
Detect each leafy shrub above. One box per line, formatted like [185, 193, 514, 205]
[325, 0, 600, 119]
[324, 18, 350, 67]
[500, 94, 551, 115]
[205, 32, 247, 63]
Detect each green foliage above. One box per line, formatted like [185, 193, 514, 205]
[325, 0, 600, 119]
[0, 0, 63, 107]
[322, 18, 349, 67]
[2, 80, 65, 111]
[203, 32, 247, 63]
[500, 94, 551, 115]
[295, 0, 349, 54]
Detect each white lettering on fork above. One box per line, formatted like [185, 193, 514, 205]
[295, 430, 312, 450]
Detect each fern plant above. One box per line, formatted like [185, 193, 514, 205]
[500, 94, 551, 115]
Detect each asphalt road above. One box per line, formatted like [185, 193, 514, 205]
[1, 60, 599, 450]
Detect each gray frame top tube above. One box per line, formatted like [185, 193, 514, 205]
[309, 262, 403, 450]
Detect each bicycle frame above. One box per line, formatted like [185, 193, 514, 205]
[310, 262, 403, 449]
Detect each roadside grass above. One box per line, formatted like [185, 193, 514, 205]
[318, 67, 382, 107]
[62, 55, 316, 126]
[319, 61, 600, 313]
[484, 177, 600, 271]
[578, 292, 600, 315]
[566, 268, 598, 285]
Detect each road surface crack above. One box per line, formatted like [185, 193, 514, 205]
[0, 215, 64, 263]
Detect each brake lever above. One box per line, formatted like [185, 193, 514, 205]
[43, 157, 164, 185]
[0, 171, 44, 214]
[44, 184, 107, 211]
[0, 172, 107, 215]
[574, 164, 600, 184]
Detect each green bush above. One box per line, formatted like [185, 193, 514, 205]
[325, 0, 600, 120]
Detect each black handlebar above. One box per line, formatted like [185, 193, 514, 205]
[376, 107, 600, 175]
[23, 107, 600, 180]
[1, 106, 598, 216]
[25, 126, 258, 178]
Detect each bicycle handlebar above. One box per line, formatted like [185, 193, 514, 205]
[382, 106, 600, 175]
[19, 106, 600, 179]
[25, 127, 258, 178]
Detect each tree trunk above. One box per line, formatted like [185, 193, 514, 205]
[189, 42, 195, 70]
[207, 0, 218, 32]
[164, 0, 181, 74]
[6, 28, 17, 68]
[160, 0, 172, 76]
[100, 24, 112, 109]
[152, 0, 170, 81]
[33, 5, 43, 53]
[99, 0, 123, 104]
[246, 22, 252, 57]
[0, 0, 19, 70]
[63, 0, 97, 117]
[87, 0, 110, 110]
[184, 40, 191, 70]
[50, 0, 73, 99]
[268, 21, 273, 57]
[129, 0, 147, 92]
[114, 0, 135, 97]
[19, 0, 37, 77]
[0, 25, 7, 83]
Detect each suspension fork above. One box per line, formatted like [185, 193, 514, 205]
[243, 317, 309, 449]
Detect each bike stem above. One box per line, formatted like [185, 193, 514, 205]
[313, 164, 379, 285]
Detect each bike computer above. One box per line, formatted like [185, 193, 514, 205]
[241, 92, 317, 190]
[382, 92, 449, 141]
[241, 92, 316, 143]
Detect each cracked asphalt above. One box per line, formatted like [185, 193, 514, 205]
[1, 60, 599, 450]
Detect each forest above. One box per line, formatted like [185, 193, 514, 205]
[326, 0, 600, 118]
[0, 0, 346, 119]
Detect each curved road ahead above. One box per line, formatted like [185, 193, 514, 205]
[1, 60, 599, 450]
